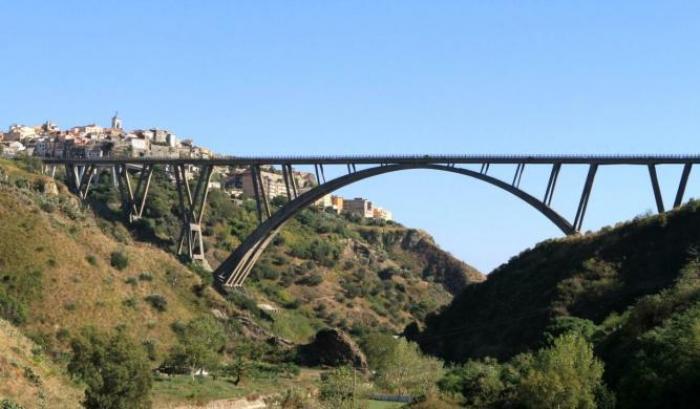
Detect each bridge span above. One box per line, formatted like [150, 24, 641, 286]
[39, 154, 700, 287]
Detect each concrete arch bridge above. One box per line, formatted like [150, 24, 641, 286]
[41, 154, 700, 287]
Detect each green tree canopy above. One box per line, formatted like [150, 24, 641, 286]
[518, 333, 605, 409]
[362, 333, 444, 396]
[166, 316, 226, 377]
[68, 328, 152, 409]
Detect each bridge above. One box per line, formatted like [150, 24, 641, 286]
[40, 154, 700, 287]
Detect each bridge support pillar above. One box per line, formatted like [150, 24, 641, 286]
[115, 164, 154, 222]
[573, 164, 598, 232]
[648, 164, 665, 213]
[64, 163, 95, 200]
[174, 164, 213, 262]
[250, 165, 271, 223]
[674, 163, 693, 208]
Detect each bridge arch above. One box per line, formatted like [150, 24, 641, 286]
[216, 163, 574, 287]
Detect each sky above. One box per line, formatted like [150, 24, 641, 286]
[2, 1, 700, 273]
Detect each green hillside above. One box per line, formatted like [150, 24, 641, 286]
[85, 165, 484, 336]
[0, 158, 482, 407]
[412, 201, 700, 408]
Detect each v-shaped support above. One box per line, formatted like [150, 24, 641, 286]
[174, 164, 213, 261]
[115, 164, 154, 222]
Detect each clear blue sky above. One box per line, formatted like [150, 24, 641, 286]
[2, 1, 700, 273]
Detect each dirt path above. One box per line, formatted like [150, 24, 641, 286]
[163, 396, 268, 409]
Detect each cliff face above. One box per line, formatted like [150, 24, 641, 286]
[357, 227, 484, 294]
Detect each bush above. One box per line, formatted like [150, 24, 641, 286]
[123, 297, 138, 308]
[138, 272, 154, 281]
[0, 400, 25, 409]
[110, 251, 129, 271]
[86, 255, 98, 266]
[144, 294, 167, 312]
[68, 329, 152, 409]
[0, 288, 27, 325]
[296, 273, 323, 286]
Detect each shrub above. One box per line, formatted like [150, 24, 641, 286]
[110, 251, 129, 270]
[0, 400, 25, 409]
[23, 366, 41, 386]
[85, 255, 98, 266]
[0, 288, 27, 325]
[123, 297, 138, 308]
[68, 329, 152, 409]
[138, 272, 154, 281]
[296, 273, 323, 286]
[144, 294, 167, 312]
[142, 339, 158, 361]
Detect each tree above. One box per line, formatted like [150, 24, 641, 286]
[518, 333, 605, 409]
[617, 303, 700, 409]
[439, 358, 508, 407]
[166, 316, 226, 378]
[319, 366, 368, 409]
[68, 329, 152, 409]
[362, 334, 444, 396]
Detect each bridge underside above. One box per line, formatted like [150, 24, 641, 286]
[42, 155, 698, 287]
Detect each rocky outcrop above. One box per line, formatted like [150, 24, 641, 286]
[357, 228, 485, 294]
[296, 328, 368, 371]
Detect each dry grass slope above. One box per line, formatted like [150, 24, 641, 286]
[0, 159, 228, 357]
[0, 318, 82, 408]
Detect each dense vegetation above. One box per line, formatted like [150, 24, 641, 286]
[412, 201, 700, 408]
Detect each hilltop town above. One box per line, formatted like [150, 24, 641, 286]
[0, 114, 392, 221]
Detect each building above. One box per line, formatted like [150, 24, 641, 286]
[6, 124, 37, 142]
[330, 196, 344, 213]
[1, 141, 26, 157]
[315, 194, 333, 209]
[342, 197, 374, 218]
[315, 194, 346, 214]
[245, 168, 287, 198]
[111, 112, 122, 130]
[33, 137, 53, 157]
[127, 137, 149, 156]
[230, 167, 314, 199]
[372, 207, 393, 221]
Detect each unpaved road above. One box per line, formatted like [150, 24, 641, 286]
[162, 396, 267, 409]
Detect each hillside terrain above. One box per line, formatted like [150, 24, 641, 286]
[411, 201, 700, 408]
[0, 318, 82, 408]
[0, 158, 482, 406]
[85, 166, 483, 337]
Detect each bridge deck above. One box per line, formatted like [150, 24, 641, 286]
[41, 154, 700, 166]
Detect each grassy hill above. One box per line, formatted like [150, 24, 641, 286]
[83, 164, 483, 337]
[0, 158, 482, 406]
[0, 159, 226, 360]
[0, 318, 82, 408]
